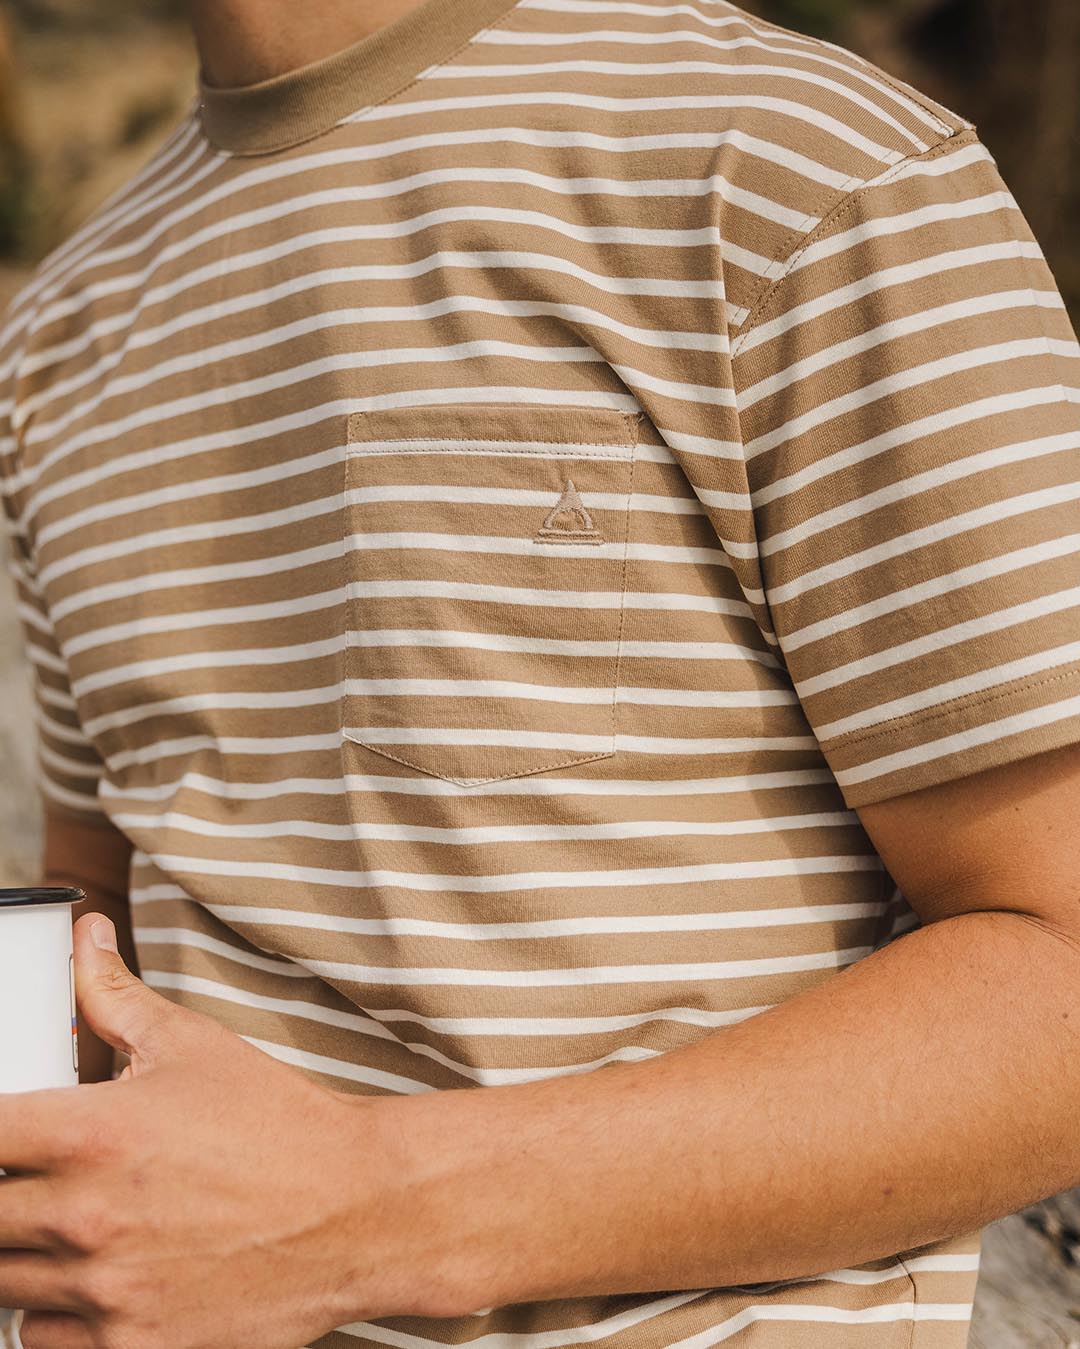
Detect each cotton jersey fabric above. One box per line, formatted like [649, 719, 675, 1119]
[2, 0, 1080, 1344]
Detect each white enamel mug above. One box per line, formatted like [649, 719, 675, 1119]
[0, 887, 84, 1094]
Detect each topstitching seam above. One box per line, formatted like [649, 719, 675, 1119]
[730, 125, 977, 358]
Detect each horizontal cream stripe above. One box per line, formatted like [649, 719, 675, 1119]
[344, 726, 810, 752]
[136, 972, 770, 1048]
[798, 584, 1080, 697]
[30, 278, 725, 426]
[354, 92, 909, 167]
[3, 92, 846, 342]
[346, 631, 771, 662]
[103, 768, 834, 802]
[32, 172, 738, 329]
[42, 779, 105, 814]
[38, 683, 78, 713]
[769, 479, 1080, 606]
[44, 497, 734, 589]
[334, 1280, 708, 1347]
[53, 563, 739, 627]
[790, 183, 1016, 275]
[27, 429, 681, 544]
[759, 431, 1074, 554]
[46, 469, 695, 558]
[345, 534, 733, 564]
[39, 742, 102, 780]
[657, 1300, 963, 1348]
[21, 97, 873, 344]
[345, 439, 635, 460]
[175, 939, 876, 988]
[203, 900, 881, 939]
[29, 339, 647, 462]
[48, 542, 344, 621]
[83, 681, 792, 739]
[39, 296, 726, 437]
[113, 808, 851, 846]
[659, 426, 746, 461]
[13, 599, 50, 636]
[26, 385, 645, 516]
[345, 487, 690, 512]
[493, 5, 958, 138]
[733, 236, 1042, 360]
[74, 634, 774, 701]
[132, 926, 317, 979]
[135, 925, 873, 1000]
[24, 644, 74, 676]
[744, 334, 1062, 466]
[816, 642, 1080, 739]
[835, 689, 1080, 785]
[106, 727, 813, 772]
[439, 58, 931, 151]
[147, 972, 662, 1085]
[35, 707, 93, 749]
[244, 1034, 433, 1095]
[436, 59, 927, 149]
[737, 286, 1062, 411]
[349, 581, 748, 615]
[749, 377, 1066, 496]
[27, 223, 732, 389]
[146, 851, 880, 894]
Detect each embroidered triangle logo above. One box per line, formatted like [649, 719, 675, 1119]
[533, 478, 604, 545]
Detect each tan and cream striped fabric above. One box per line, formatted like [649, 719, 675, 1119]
[2, 0, 1079, 1344]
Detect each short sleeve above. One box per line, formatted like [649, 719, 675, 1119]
[0, 361, 107, 821]
[730, 128, 1080, 808]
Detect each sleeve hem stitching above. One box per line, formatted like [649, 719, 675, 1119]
[819, 662, 1080, 753]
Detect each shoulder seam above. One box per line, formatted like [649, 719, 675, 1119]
[730, 124, 981, 358]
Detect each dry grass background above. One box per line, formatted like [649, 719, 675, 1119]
[0, 3, 1079, 1345]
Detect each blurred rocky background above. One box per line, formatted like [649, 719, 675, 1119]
[0, 1, 1078, 1344]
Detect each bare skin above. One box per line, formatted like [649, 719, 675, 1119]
[189, 0, 431, 88]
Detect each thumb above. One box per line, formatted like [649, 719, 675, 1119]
[73, 914, 179, 1072]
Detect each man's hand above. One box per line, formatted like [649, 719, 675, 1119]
[0, 915, 402, 1349]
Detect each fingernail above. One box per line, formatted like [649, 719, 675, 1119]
[90, 918, 118, 953]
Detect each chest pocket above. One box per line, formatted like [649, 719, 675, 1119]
[342, 403, 641, 785]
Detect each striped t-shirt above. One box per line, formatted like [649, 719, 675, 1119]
[3, 0, 1080, 1344]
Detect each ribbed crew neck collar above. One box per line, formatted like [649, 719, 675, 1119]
[198, 0, 524, 156]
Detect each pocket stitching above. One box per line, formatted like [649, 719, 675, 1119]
[342, 407, 642, 785]
[342, 733, 617, 786]
[348, 407, 641, 450]
[347, 445, 634, 461]
[608, 424, 638, 761]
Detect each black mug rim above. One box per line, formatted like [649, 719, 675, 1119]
[0, 886, 86, 909]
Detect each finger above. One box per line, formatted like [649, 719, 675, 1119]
[0, 1253, 82, 1314]
[72, 914, 186, 1071]
[0, 1090, 83, 1174]
[18, 1311, 95, 1349]
[0, 1177, 55, 1249]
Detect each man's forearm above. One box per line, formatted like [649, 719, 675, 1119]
[362, 910, 1080, 1319]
